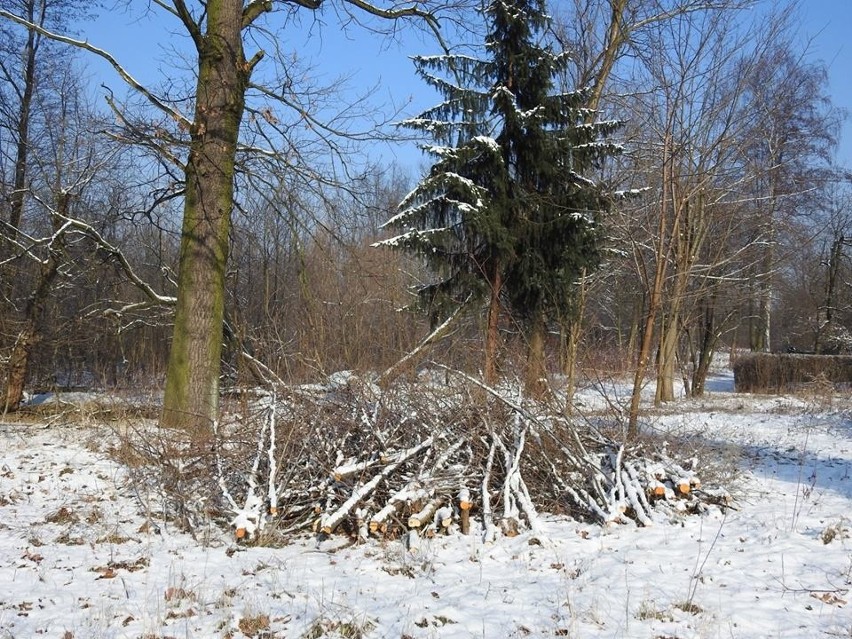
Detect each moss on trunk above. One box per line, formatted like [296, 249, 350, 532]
[161, 0, 249, 434]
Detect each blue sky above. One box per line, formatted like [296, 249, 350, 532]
[80, 2, 441, 172]
[78, 1, 852, 172]
[798, 0, 852, 167]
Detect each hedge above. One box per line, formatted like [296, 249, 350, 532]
[732, 353, 852, 393]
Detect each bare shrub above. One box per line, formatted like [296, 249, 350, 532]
[114, 424, 227, 538]
[578, 342, 635, 382]
[228, 229, 426, 385]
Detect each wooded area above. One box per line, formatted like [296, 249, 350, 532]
[1, 0, 845, 408]
[0, 0, 850, 537]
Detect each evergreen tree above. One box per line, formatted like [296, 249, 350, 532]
[379, 0, 619, 392]
[375, 44, 512, 382]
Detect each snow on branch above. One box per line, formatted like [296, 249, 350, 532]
[169, 368, 730, 547]
[319, 436, 434, 535]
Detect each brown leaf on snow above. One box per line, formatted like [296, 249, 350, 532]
[90, 556, 149, 578]
[810, 591, 847, 607]
[22, 549, 43, 563]
[45, 506, 79, 525]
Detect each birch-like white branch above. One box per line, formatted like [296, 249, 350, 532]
[320, 437, 433, 535]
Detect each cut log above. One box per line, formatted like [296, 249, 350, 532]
[355, 508, 369, 542]
[458, 487, 472, 535]
[408, 498, 442, 529]
[435, 506, 453, 533]
[369, 485, 428, 536]
[332, 457, 378, 482]
[459, 504, 472, 530]
[368, 520, 388, 535]
[648, 482, 666, 498]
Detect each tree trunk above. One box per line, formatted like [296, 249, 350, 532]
[815, 232, 843, 353]
[9, 0, 42, 234]
[4, 324, 40, 413]
[4, 257, 58, 416]
[753, 181, 778, 354]
[562, 269, 587, 411]
[524, 315, 548, 399]
[626, 297, 642, 358]
[691, 297, 716, 397]
[3, 194, 68, 413]
[628, 131, 673, 436]
[756, 267, 772, 353]
[484, 263, 502, 386]
[655, 311, 678, 404]
[747, 271, 761, 351]
[161, 1, 249, 434]
[589, 0, 629, 110]
[628, 261, 664, 436]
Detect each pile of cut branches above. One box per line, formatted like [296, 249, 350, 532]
[210, 371, 731, 543]
[121, 370, 732, 544]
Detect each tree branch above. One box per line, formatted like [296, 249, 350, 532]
[102, 88, 187, 169]
[343, 0, 439, 30]
[242, 0, 274, 28]
[377, 294, 471, 385]
[169, 0, 203, 49]
[0, 9, 192, 130]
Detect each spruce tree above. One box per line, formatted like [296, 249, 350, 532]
[379, 0, 619, 392]
[375, 43, 512, 382]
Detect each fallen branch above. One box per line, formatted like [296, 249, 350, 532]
[481, 435, 498, 542]
[369, 484, 428, 533]
[408, 498, 443, 529]
[378, 298, 470, 386]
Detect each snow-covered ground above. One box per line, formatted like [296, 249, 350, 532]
[1, 371, 851, 638]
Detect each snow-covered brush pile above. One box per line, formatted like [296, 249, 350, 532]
[118, 371, 732, 546]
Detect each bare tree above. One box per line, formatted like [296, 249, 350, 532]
[737, 38, 840, 353]
[552, 0, 758, 114]
[0, 0, 89, 235]
[605, 1, 838, 432]
[772, 183, 852, 354]
[549, 0, 759, 409]
[1, 64, 128, 411]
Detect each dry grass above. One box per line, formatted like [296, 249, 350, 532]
[45, 506, 79, 525]
[238, 612, 271, 637]
[303, 615, 375, 639]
